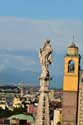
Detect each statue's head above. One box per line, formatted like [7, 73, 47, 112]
[43, 40, 50, 49]
[45, 39, 50, 44]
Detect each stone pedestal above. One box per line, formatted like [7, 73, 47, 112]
[35, 78, 50, 125]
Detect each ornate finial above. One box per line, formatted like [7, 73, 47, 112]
[68, 36, 78, 48]
[73, 35, 75, 43]
[39, 40, 53, 78]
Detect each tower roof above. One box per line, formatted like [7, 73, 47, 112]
[67, 42, 79, 56]
[68, 42, 78, 48]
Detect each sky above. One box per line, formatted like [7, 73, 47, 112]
[0, 0, 83, 19]
[0, 0, 83, 52]
[0, 0, 83, 85]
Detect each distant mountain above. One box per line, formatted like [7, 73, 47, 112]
[0, 67, 39, 85]
[0, 49, 64, 88]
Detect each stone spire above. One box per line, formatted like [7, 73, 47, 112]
[35, 40, 53, 125]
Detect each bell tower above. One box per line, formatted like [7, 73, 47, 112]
[63, 42, 80, 125]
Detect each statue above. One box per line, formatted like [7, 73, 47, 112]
[39, 40, 53, 78]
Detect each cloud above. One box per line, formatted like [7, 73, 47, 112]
[0, 55, 36, 71]
[0, 16, 83, 53]
[15, 55, 36, 65]
[0, 64, 6, 72]
[0, 49, 39, 72]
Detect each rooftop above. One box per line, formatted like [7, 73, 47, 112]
[68, 42, 78, 48]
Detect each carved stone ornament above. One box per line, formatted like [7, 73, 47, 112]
[39, 40, 53, 78]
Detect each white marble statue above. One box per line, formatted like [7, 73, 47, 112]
[39, 40, 53, 78]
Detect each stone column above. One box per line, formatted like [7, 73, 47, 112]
[35, 40, 53, 125]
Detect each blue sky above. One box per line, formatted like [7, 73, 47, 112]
[0, 0, 83, 52]
[0, 0, 83, 19]
[0, 0, 83, 85]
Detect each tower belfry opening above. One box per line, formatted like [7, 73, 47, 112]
[68, 60, 75, 72]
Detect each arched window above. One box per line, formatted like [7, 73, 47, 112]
[82, 77, 83, 83]
[57, 122, 61, 125]
[68, 60, 75, 72]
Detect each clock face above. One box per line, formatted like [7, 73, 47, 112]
[68, 60, 75, 72]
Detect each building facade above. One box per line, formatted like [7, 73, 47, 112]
[78, 70, 83, 125]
